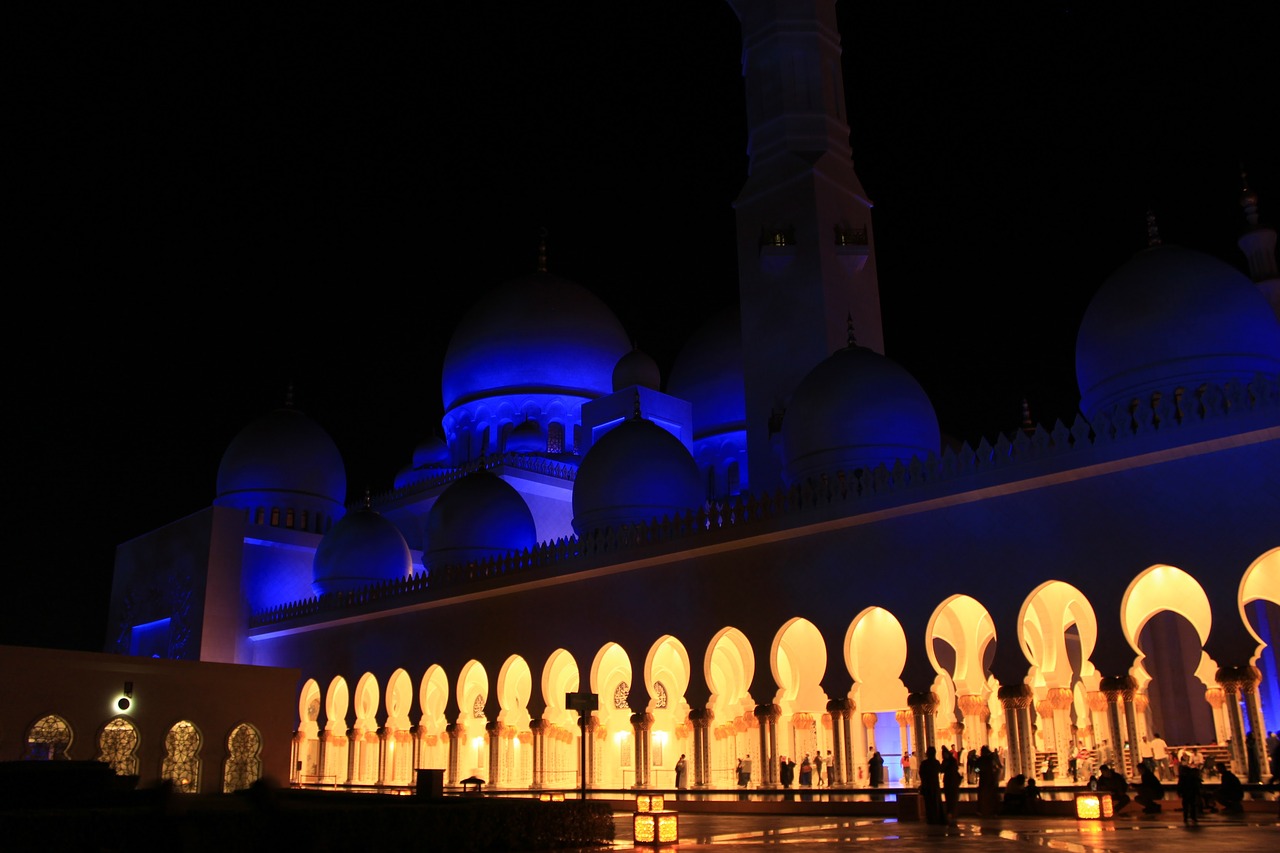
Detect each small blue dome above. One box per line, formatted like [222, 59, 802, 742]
[782, 344, 940, 485]
[1076, 244, 1280, 420]
[573, 412, 704, 536]
[506, 418, 545, 453]
[412, 435, 450, 468]
[613, 347, 661, 391]
[214, 398, 347, 520]
[312, 504, 412, 597]
[424, 470, 537, 571]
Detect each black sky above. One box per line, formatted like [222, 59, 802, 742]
[7, 3, 1278, 651]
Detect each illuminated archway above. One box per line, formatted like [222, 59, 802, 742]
[771, 617, 828, 773]
[541, 648, 581, 789]
[496, 654, 533, 788]
[590, 642, 634, 788]
[644, 635, 692, 786]
[351, 672, 381, 784]
[846, 606, 909, 784]
[417, 665, 450, 772]
[706, 627, 755, 787]
[384, 668, 414, 784]
[927, 594, 995, 756]
[323, 675, 350, 783]
[294, 678, 322, 783]
[457, 660, 490, 780]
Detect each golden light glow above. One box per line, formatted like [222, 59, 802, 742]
[635, 793, 665, 812]
[1075, 792, 1113, 819]
[538, 792, 565, 801]
[633, 811, 678, 845]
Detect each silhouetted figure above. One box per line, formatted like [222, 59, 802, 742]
[869, 750, 884, 787]
[780, 756, 795, 788]
[919, 746, 943, 824]
[674, 754, 687, 789]
[941, 747, 962, 823]
[1098, 764, 1130, 812]
[976, 745, 999, 817]
[1177, 762, 1202, 824]
[1000, 773, 1027, 814]
[1135, 765, 1165, 813]
[1216, 768, 1244, 814]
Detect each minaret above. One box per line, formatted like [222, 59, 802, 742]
[726, 0, 883, 493]
[1237, 172, 1280, 321]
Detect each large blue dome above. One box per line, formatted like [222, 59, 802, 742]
[441, 271, 632, 414]
[572, 412, 704, 536]
[424, 470, 537, 571]
[1076, 244, 1280, 420]
[214, 398, 347, 526]
[312, 504, 412, 597]
[782, 343, 940, 485]
[667, 307, 745, 442]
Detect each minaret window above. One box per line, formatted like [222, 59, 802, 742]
[285, 508, 295, 529]
[547, 422, 564, 454]
[270, 508, 280, 527]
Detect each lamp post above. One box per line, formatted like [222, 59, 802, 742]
[566, 691, 597, 801]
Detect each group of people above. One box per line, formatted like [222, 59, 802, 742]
[916, 744, 1004, 824]
[777, 750, 835, 788]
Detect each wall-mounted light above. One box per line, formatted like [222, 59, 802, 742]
[117, 681, 134, 711]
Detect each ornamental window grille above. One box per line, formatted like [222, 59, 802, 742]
[614, 682, 630, 709]
[223, 723, 262, 793]
[473, 694, 487, 718]
[25, 714, 72, 760]
[161, 720, 202, 793]
[547, 422, 564, 454]
[270, 507, 280, 527]
[653, 682, 668, 710]
[97, 716, 140, 776]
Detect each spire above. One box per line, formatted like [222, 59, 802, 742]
[363, 489, 372, 510]
[284, 383, 295, 408]
[1236, 169, 1280, 317]
[1021, 398, 1035, 437]
[846, 313, 858, 348]
[632, 389, 642, 421]
[536, 227, 548, 273]
[1145, 208, 1162, 248]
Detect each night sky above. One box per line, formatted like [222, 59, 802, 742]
[7, 3, 1277, 651]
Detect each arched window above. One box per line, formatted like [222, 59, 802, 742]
[223, 723, 263, 792]
[547, 422, 565, 454]
[25, 714, 72, 760]
[161, 721, 202, 793]
[97, 716, 140, 776]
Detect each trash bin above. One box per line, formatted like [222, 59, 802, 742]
[417, 768, 444, 798]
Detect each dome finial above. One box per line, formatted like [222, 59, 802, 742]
[363, 489, 372, 510]
[632, 389, 643, 420]
[846, 312, 858, 348]
[537, 227, 549, 273]
[1021, 397, 1035, 436]
[1146, 208, 1162, 247]
[284, 383, 295, 408]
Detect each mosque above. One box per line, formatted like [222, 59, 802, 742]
[32, 1, 1280, 794]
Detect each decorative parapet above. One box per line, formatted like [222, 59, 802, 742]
[367, 453, 578, 506]
[248, 375, 1279, 630]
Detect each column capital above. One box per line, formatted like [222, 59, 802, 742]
[1215, 664, 1260, 689]
[826, 697, 854, 715]
[997, 683, 1033, 709]
[906, 691, 939, 712]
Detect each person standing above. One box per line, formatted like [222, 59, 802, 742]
[813, 749, 824, 787]
[674, 754, 687, 789]
[869, 750, 885, 788]
[1149, 732, 1170, 780]
[901, 751, 912, 787]
[826, 750, 835, 787]
[1177, 758, 1202, 824]
[919, 746, 944, 825]
[941, 746, 963, 824]
[799, 753, 813, 787]
[976, 745, 999, 817]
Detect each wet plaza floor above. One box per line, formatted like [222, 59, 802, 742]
[609, 807, 1279, 852]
